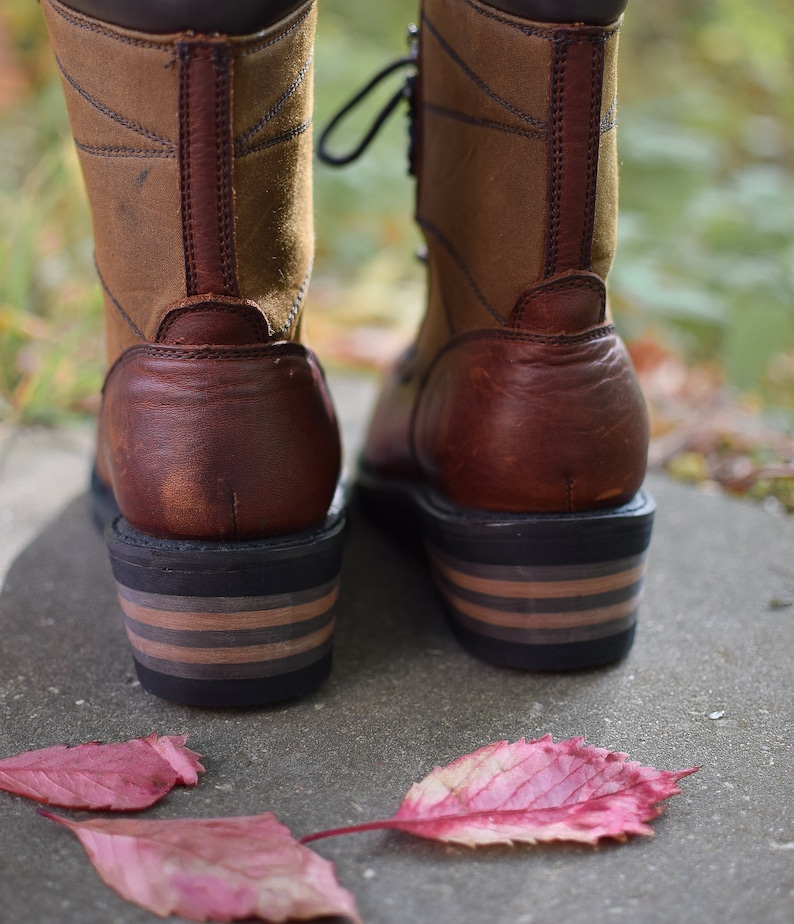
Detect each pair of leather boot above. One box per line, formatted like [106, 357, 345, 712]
[42, 0, 653, 707]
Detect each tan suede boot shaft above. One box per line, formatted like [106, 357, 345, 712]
[363, 0, 648, 514]
[42, 0, 315, 358]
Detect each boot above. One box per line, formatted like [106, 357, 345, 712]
[42, 0, 343, 706]
[356, 0, 654, 669]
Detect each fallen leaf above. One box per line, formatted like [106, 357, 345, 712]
[0, 733, 204, 810]
[41, 811, 361, 924]
[146, 733, 204, 786]
[303, 736, 697, 847]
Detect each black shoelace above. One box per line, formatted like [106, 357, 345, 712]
[317, 24, 419, 172]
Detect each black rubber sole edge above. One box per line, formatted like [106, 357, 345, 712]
[133, 651, 334, 709]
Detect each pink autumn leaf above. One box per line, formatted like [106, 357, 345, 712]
[41, 810, 361, 924]
[0, 733, 204, 810]
[303, 736, 697, 848]
[146, 733, 204, 786]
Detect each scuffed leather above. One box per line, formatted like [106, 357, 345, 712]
[99, 341, 340, 539]
[411, 326, 648, 513]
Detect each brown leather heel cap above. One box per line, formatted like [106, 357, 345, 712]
[412, 327, 649, 514]
[100, 341, 340, 540]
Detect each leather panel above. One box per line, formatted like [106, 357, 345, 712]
[545, 28, 607, 277]
[156, 297, 271, 345]
[100, 342, 340, 539]
[409, 327, 648, 514]
[177, 37, 239, 298]
[414, 0, 620, 365]
[418, 0, 551, 329]
[42, 0, 317, 365]
[509, 271, 606, 333]
[592, 27, 619, 279]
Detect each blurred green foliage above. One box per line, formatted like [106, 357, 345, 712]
[614, 0, 794, 408]
[1, 0, 793, 422]
[0, 78, 103, 423]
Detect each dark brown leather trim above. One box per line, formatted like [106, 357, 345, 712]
[580, 33, 605, 271]
[156, 296, 272, 345]
[545, 30, 605, 278]
[545, 36, 564, 278]
[178, 37, 240, 299]
[509, 271, 606, 332]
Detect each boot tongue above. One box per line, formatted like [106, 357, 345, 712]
[155, 297, 274, 345]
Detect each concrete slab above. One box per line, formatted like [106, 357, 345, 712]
[0, 422, 94, 579]
[0, 372, 792, 924]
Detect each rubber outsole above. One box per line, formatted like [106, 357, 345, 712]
[93, 474, 345, 707]
[357, 466, 654, 671]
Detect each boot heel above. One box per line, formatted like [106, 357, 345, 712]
[105, 502, 345, 707]
[421, 490, 655, 670]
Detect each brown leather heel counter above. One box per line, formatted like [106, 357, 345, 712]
[100, 341, 340, 540]
[412, 327, 649, 514]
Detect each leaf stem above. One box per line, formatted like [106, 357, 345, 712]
[37, 808, 65, 825]
[300, 819, 400, 844]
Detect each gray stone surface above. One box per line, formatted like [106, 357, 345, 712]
[0, 422, 94, 578]
[0, 372, 792, 924]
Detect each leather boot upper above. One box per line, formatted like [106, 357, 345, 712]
[363, 0, 648, 514]
[43, 0, 341, 539]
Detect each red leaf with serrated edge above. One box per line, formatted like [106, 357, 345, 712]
[303, 736, 697, 847]
[0, 734, 204, 810]
[42, 811, 361, 924]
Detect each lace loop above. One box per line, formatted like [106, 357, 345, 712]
[317, 26, 419, 169]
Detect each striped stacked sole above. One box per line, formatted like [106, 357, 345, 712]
[429, 549, 647, 670]
[105, 512, 345, 707]
[358, 469, 654, 670]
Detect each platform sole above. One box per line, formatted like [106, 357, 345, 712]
[103, 502, 345, 707]
[358, 468, 654, 670]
